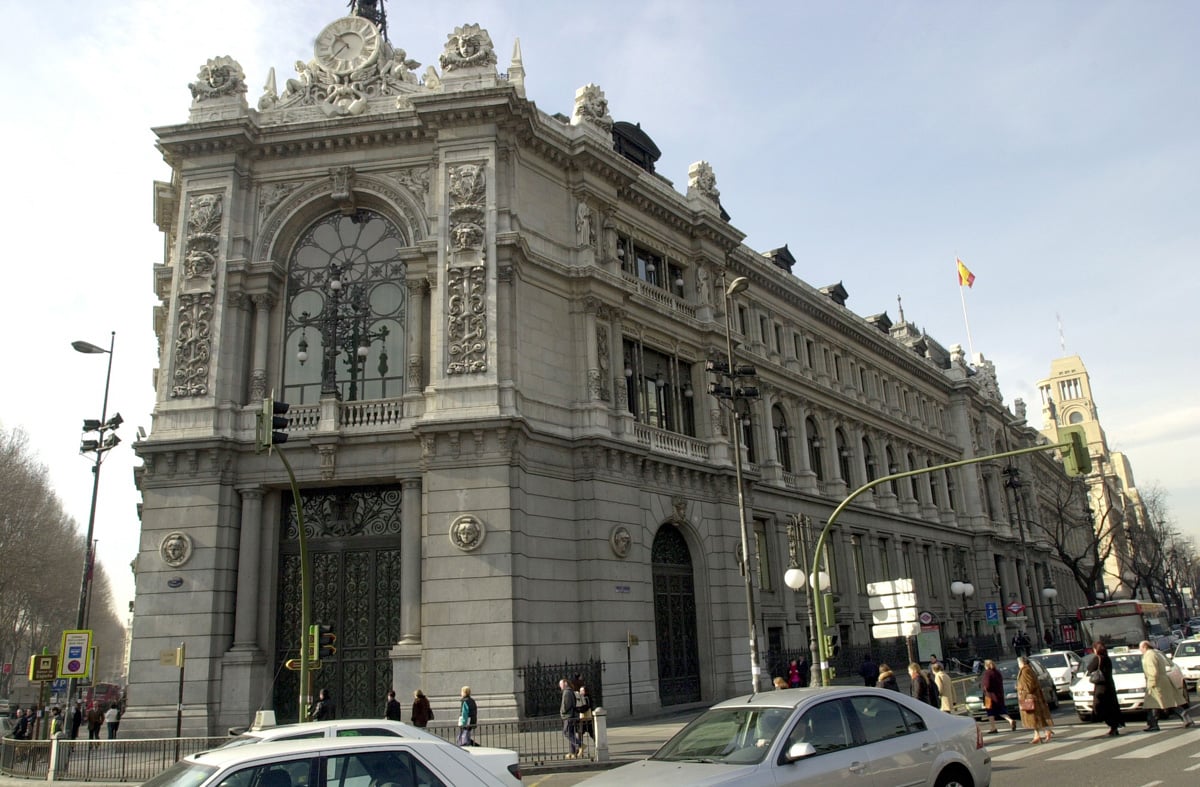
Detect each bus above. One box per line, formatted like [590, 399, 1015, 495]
[1077, 600, 1173, 652]
[85, 682, 124, 711]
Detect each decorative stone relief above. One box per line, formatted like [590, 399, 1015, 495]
[172, 292, 213, 397]
[449, 514, 486, 551]
[974, 354, 1002, 401]
[595, 324, 611, 401]
[610, 525, 632, 558]
[189, 57, 247, 101]
[330, 166, 356, 214]
[576, 199, 593, 247]
[572, 84, 613, 131]
[392, 167, 432, 196]
[696, 263, 713, 307]
[447, 163, 486, 251]
[688, 161, 721, 202]
[183, 194, 223, 283]
[423, 66, 443, 91]
[1014, 398, 1027, 420]
[447, 266, 487, 374]
[439, 25, 497, 72]
[258, 182, 301, 219]
[160, 532, 193, 568]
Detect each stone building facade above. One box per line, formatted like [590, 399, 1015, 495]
[128, 9, 1087, 735]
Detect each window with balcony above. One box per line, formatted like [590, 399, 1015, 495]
[622, 340, 696, 436]
[807, 418, 824, 481]
[772, 404, 792, 472]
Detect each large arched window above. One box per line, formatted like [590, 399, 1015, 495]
[772, 404, 792, 473]
[835, 429, 852, 484]
[807, 417, 824, 481]
[283, 211, 407, 404]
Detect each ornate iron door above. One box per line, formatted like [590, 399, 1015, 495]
[652, 526, 700, 705]
[274, 487, 404, 721]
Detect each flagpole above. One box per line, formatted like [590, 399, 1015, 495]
[959, 283, 975, 359]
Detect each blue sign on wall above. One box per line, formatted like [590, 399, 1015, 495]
[985, 601, 1000, 625]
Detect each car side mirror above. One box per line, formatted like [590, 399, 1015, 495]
[785, 742, 817, 762]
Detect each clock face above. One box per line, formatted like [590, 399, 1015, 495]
[315, 16, 381, 75]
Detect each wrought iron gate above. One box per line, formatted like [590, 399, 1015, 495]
[274, 486, 405, 721]
[652, 526, 700, 706]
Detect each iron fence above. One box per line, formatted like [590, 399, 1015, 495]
[517, 658, 604, 718]
[0, 735, 228, 781]
[423, 715, 604, 766]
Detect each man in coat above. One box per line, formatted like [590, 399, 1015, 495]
[559, 677, 581, 758]
[1140, 640, 1193, 730]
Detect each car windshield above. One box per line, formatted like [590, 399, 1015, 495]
[1111, 654, 1145, 674]
[1176, 642, 1200, 658]
[1030, 654, 1065, 670]
[653, 706, 794, 765]
[141, 760, 217, 787]
[214, 734, 263, 750]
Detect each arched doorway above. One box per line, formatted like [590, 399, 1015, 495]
[652, 525, 700, 705]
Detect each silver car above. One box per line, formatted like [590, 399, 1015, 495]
[580, 687, 990, 787]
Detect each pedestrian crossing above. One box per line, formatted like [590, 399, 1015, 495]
[986, 724, 1200, 763]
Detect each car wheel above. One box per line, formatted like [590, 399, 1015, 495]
[1077, 712, 1092, 723]
[934, 764, 974, 787]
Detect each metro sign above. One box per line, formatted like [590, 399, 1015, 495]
[1006, 600, 1026, 616]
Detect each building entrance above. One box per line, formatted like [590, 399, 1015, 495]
[652, 525, 701, 706]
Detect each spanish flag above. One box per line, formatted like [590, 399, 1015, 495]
[956, 257, 975, 288]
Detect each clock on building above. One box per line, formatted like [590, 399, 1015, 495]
[314, 16, 382, 75]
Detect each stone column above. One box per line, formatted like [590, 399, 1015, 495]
[400, 477, 423, 643]
[405, 279, 427, 396]
[249, 294, 274, 401]
[232, 487, 265, 649]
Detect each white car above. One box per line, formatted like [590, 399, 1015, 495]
[1172, 639, 1200, 689]
[1071, 651, 1190, 721]
[1030, 651, 1083, 697]
[579, 687, 990, 787]
[213, 719, 520, 784]
[145, 737, 511, 787]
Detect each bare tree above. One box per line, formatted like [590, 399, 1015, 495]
[1029, 474, 1115, 605]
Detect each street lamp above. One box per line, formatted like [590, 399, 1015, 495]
[1041, 585, 1059, 642]
[785, 515, 825, 688]
[708, 275, 762, 693]
[71, 332, 120, 707]
[296, 261, 389, 401]
[950, 580, 976, 643]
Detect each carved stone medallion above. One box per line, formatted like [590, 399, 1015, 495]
[610, 525, 632, 559]
[160, 532, 193, 568]
[449, 514, 486, 552]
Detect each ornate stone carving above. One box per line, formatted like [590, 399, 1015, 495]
[688, 161, 720, 202]
[449, 514, 486, 551]
[423, 66, 443, 91]
[447, 266, 488, 374]
[576, 199, 593, 247]
[595, 324, 611, 401]
[160, 531, 193, 568]
[330, 166, 356, 214]
[172, 292, 213, 397]
[392, 166, 432, 196]
[610, 525, 632, 558]
[573, 84, 613, 131]
[317, 444, 337, 481]
[183, 193, 223, 281]
[189, 57, 247, 101]
[259, 182, 301, 218]
[249, 369, 267, 401]
[447, 163, 486, 253]
[696, 263, 712, 307]
[439, 25, 497, 72]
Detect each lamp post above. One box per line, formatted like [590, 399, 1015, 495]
[297, 262, 389, 401]
[1002, 464, 1044, 640]
[70, 332, 121, 708]
[708, 275, 762, 693]
[1041, 585, 1059, 643]
[785, 515, 825, 688]
[950, 579, 976, 645]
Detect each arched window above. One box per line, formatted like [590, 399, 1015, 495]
[283, 211, 407, 404]
[862, 437, 876, 482]
[906, 452, 919, 500]
[807, 418, 824, 481]
[836, 429, 852, 484]
[773, 404, 792, 473]
[885, 445, 898, 496]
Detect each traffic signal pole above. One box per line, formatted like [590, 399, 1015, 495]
[810, 436, 1090, 686]
[272, 447, 312, 722]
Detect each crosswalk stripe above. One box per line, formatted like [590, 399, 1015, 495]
[1047, 734, 1152, 761]
[1115, 731, 1200, 758]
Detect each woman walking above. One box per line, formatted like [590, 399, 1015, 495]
[876, 663, 899, 691]
[1016, 656, 1054, 743]
[981, 659, 1017, 734]
[933, 662, 957, 713]
[1089, 642, 1122, 736]
[410, 689, 432, 728]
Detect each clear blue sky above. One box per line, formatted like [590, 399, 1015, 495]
[1, 0, 1196, 614]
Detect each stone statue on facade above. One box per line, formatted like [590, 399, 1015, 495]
[189, 56, 247, 101]
[439, 24, 497, 71]
[573, 84, 613, 131]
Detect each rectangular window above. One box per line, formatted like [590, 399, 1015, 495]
[833, 354, 842, 382]
[774, 323, 783, 353]
[738, 305, 749, 336]
[924, 544, 937, 597]
[804, 339, 815, 368]
[852, 536, 867, 593]
[759, 315, 770, 347]
[878, 538, 891, 580]
[901, 542, 912, 579]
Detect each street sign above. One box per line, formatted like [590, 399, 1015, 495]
[2, 662, 10, 674]
[871, 607, 918, 624]
[868, 593, 918, 611]
[985, 601, 1000, 625]
[1006, 600, 1026, 616]
[285, 659, 321, 671]
[867, 578, 914, 596]
[872, 622, 920, 639]
[57, 630, 93, 679]
[29, 654, 56, 681]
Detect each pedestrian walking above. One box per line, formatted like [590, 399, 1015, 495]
[86, 704, 103, 741]
[795, 654, 811, 687]
[787, 659, 802, 688]
[1088, 642, 1122, 736]
[932, 662, 957, 712]
[384, 690, 402, 721]
[105, 704, 120, 739]
[50, 706, 64, 738]
[410, 689, 432, 728]
[558, 677, 581, 758]
[70, 700, 83, 739]
[574, 677, 593, 759]
[457, 686, 477, 746]
[981, 659, 1017, 734]
[1016, 656, 1054, 743]
[1011, 630, 1032, 657]
[1140, 640, 1193, 730]
[875, 663, 899, 691]
[860, 654, 880, 687]
[308, 688, 336, 721]
[908, 663, 936, 706]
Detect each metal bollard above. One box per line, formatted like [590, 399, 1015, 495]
[593, 707, 609, 762]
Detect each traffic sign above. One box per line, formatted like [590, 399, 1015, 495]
[985, 601, 1000, 625]
[868, 593, 918, 611]
[872, 622, 920, 639]
[29, 654, 56, 681]
[1006, 600, 1026, 616]
[57, 630, 93, 679]
[871, 607, 918, 624]
[285, 659, 321, 671]
[868, 578, 914, 596]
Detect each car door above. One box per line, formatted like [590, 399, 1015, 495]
[773, 698, 873, 786]
[845, 695, 935, 787]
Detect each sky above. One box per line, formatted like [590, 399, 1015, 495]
[1, 0, 1197, 618]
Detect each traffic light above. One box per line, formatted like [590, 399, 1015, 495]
[256, 396, 290, 453]
[1058, 425, 1092, 477]
[308, 624, 336, 661]
[824, 634, 841, 657]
